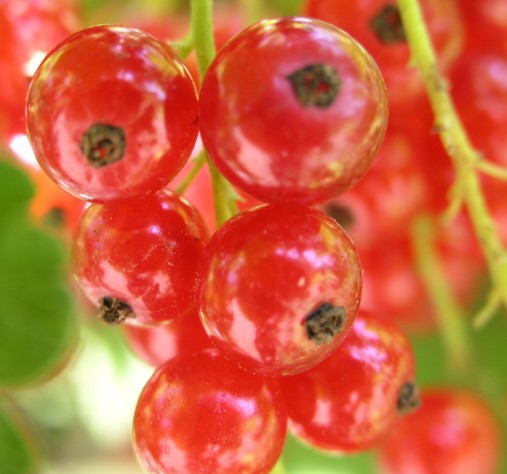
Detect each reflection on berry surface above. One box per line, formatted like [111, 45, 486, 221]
[133, 348, 287, 474]
[200, 17, 388, 205]
[281, 312, 418, 453]
[199, 204, 362, 376]
[27, 25, 199, 201]
[73, 190, 208, 325]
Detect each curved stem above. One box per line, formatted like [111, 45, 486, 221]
[475, 160, 507, 181]
[398, 0, 507, 325]
[175, 150, 206, 195]
[411, 215, 471, 372]
[169, 30, 194, 60]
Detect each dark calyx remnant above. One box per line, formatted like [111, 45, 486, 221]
[81, 123, 126, 168]
[305, 303, 346, 345]
[397, 381, 421, 414]
[287, 64, 341, 108]
[369, 4, 406, 44]
[324, 203, 354, 230]
[43, 207, 66, 228]
[99, 296, 135, 324]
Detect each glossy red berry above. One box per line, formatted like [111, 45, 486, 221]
[199, 204, 362, 376]
[133, 348, 287, 474]
[72, 190, 208, 325]
[280, 312, 418, 453]
[26, 25, 199, 202]
[379, 388, 502, 474]
[199, 17, 388, 205]
[123, 309, 213, 366]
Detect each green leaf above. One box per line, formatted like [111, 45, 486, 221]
[0, 161, 78, 387]
[0, 160, 34, 221]
[0, 394, 42, 474]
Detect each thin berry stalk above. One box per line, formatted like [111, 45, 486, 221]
[411, 215, 471, 373]
[175, 149, 206, 195]
[190, 0, 238, 226]
[398, 0, 507, 326]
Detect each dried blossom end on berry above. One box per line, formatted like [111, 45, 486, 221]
[397, 381, 420, 414]
[287, 64, 341, 108]
[80, 123, 126, 168]
[324, 203, 355, 230]
[99, 296, 135, 324]
[369, 4, 407, 44]
[305, 303, 346, 345]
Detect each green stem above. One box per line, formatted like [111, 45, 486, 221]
[169, 30, 194, 60]
[411, 215, 471, 372]
[190, 0, 238, 226]
[190, 0, 216, 78]
[475, 160, 507, 181]
[398, 0, 507, 324]
[175, 150, 206, 195]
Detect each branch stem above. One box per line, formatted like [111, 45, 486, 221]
[190, 0, 238, 226]
[398, 0, 507, 324]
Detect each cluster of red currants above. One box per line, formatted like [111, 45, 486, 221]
[20, 0, 504, 473]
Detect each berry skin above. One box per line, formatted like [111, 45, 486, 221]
[199, 204, 362, 376]
[379, 388, 502, 474]
[199, 17, 388, 205]
[133, 348, 287, 474]
[72, 190, 208, 325]
[123, 309, 213, 366]
[26, 25, 199, 202]
[280, 312, 418, 453]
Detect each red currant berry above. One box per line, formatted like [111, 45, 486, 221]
[133, 348, 287, 474]
[304, 0, 463, 103]
[199, 204, 362, 376]
[322, 124, 428, 249]
[379, 388, 502, 474]
[459, 0, 507, 50]
[199, 17, 388, 205]
[280, 312, 418, 453]
[26, 25, 199, 201]
[361, 216, 484, 333]
[72, 190, 208, 325]
[123, 309, 212, 366]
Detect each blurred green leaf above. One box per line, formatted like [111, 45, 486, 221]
[268, 0, 304, 16]
[0, 394, 42, 474]
[0, 161, 78, 387]
[282, 434, 375, 474]
[0, 160, 34, 222]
